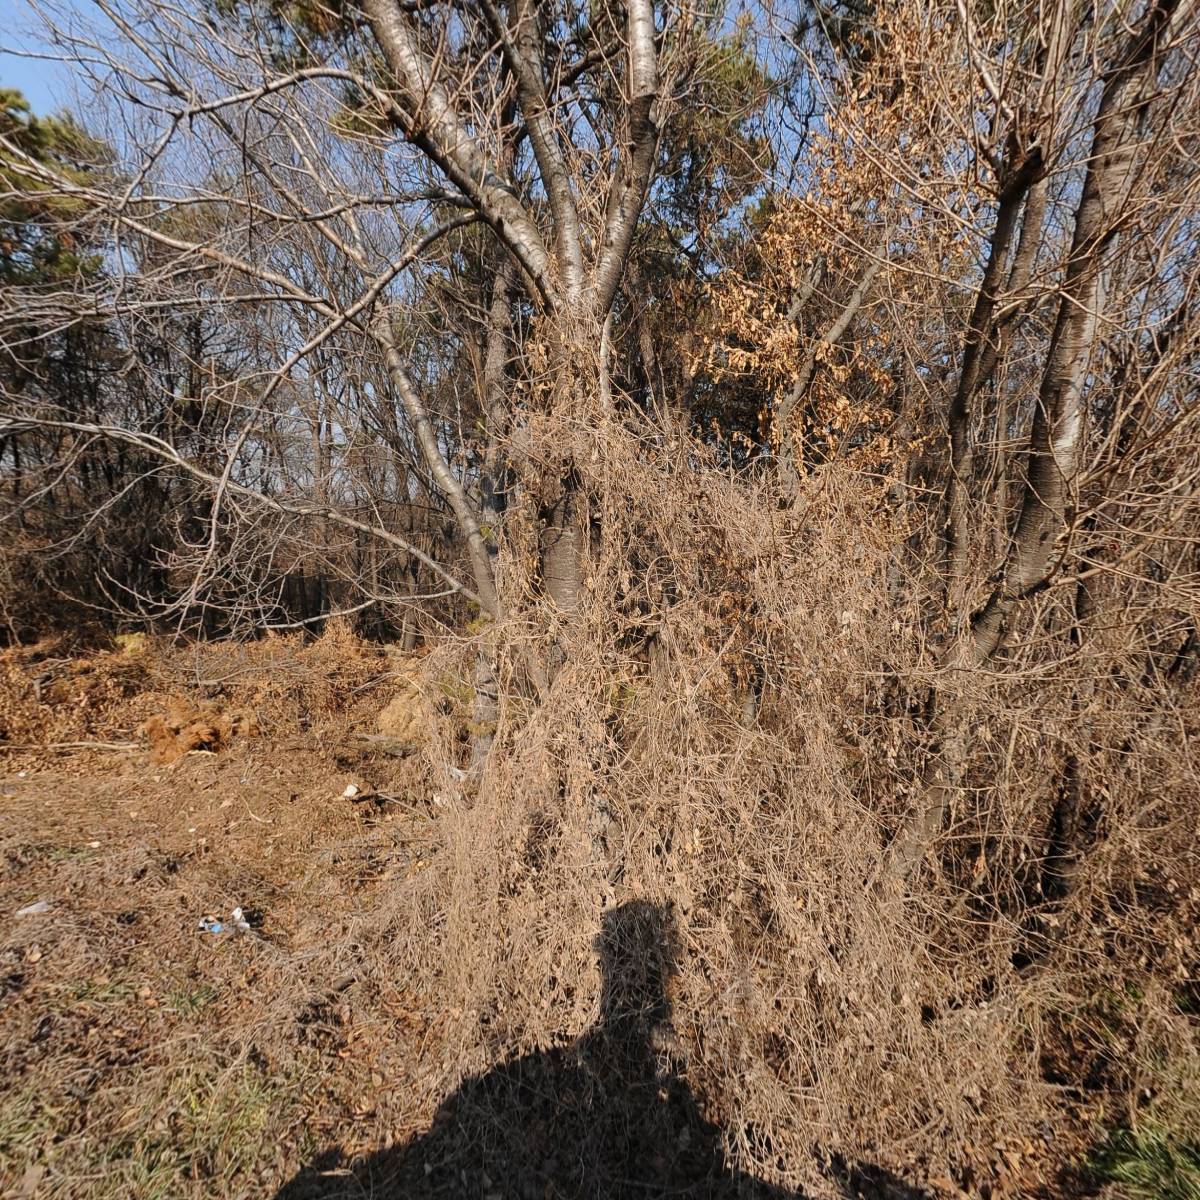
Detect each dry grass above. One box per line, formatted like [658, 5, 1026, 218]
[0, 624, 444, 1198]
[0, 436, 1197, 1199]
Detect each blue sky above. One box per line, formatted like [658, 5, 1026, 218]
[0, 0, 80, 115]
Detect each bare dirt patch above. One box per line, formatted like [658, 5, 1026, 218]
[0, 631, 446, 1200]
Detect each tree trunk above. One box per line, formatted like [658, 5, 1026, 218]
[890, 0, 1186, 879]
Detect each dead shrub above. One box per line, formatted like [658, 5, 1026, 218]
[377, 681, 432, 746]
[0, 445, 1191, 1197]
[139, 701, 258, 763]
[299, 405, 1200, 1196]
[0, 637, 155, 747]
[318, 427, 1012, 1195]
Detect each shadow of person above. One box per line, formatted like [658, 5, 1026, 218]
[273, 900, 803, 1199]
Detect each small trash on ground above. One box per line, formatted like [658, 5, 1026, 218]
[16, 900, 51, 917]
[342, 783, 360, 799]
[198, 905, 256, 936]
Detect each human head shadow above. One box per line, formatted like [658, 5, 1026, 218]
[272, 900, 803, 1199]
[272, 902, 930, 1199]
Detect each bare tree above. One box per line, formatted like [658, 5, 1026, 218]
[0, 0, 698, 646]
[885, 0, 1200, 877]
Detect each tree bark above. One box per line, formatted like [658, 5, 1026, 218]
[943, 144, 1043, 613]
[361, 0, 559, 310]
[375, 316, 501, 618]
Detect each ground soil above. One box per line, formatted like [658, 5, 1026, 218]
[0, 635, 450, 1200]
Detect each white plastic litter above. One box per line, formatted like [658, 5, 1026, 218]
[198, 906, 254, 936]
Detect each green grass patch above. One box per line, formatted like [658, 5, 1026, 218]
[85, 1059, 299, 1199]
[1092, 1125, 1200, 1200]
[0, 1086, 58, 1176]
[166, 983, 219, 1017]
[63, 976, 135, 1005]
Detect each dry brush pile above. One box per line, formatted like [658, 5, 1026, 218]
[343, 406, 1200, 1195]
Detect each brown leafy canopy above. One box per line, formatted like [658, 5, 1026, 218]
[1, 0, 1200, 1196]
